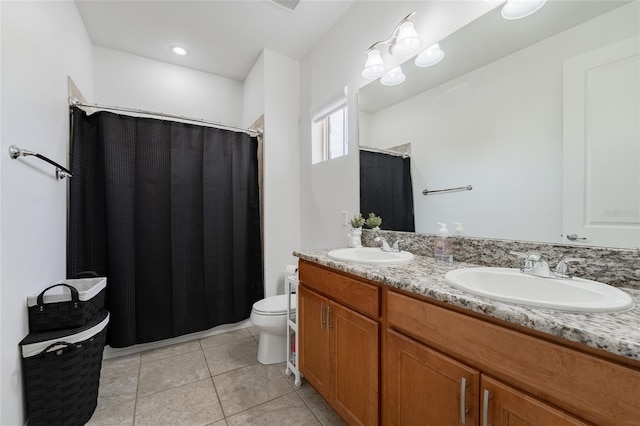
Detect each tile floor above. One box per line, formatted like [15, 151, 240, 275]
[87, 326, 346, 426]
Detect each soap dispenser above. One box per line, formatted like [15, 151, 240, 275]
[452, 222, 464, 236]
[434, 222, 453, 263]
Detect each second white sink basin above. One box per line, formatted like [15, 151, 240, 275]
[328, 247, 414, 265]
[444, 267, 633, 313]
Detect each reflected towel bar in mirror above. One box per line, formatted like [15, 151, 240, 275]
[423, 185, 472, 195]
[8, 145, 72, 179]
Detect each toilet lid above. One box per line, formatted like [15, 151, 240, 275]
[253, 294, 297, 315]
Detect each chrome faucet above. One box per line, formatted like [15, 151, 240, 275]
[374, 237, 403, 252]
[511, 252, 585, 279]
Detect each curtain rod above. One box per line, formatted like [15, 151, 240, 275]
[69, 98, 263, 137]
[360, 146, 409, 158]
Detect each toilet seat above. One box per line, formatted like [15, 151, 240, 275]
[252, 294, 297, 316]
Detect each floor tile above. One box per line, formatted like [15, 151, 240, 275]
[297, 385, 347, 426]
[138, 350, 210, 398]
[226, 393, 320, 426]
[91, 330, 342, 425]
[200, 329, 252, 349]
[86, 400, 135, 426]
[135, 378, 223, 426]
[140, 339, 202, 364]
[96, 354, 140, 410]
[213, 362, 294, 417]
[203, 337, 258, 376]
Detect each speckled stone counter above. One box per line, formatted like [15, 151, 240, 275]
[293, 249, 640, 363]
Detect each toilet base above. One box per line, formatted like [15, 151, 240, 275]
[257, 333, 287, 365]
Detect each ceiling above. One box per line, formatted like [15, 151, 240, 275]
[75, 0, 357, 82]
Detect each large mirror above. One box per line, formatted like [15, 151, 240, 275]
[358, 0, 639, 249]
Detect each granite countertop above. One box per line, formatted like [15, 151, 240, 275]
[294, 249, 640, 363]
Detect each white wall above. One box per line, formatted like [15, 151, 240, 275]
[262, 50, 301, 296]
[366, 3, 638, 243]
[93, 46, 243, 126]
[299, 1, 495, 250]
[0, 2, 93, 424]
[243, 52, 265, 127]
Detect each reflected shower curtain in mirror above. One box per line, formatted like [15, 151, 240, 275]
[360, 150, 415, 232]
[68, 107, 263, 348]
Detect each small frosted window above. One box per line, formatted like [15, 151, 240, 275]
[312, 100, 348, 164]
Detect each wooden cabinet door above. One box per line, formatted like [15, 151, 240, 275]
[330, 300, 379, 426]
[481, 376, 588, 426]
[299, 285, 331, 400]
[385, 329, 480, 426]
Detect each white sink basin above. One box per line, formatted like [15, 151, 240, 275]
[444, 267, 633, 313]
[327, 247, 414, 265]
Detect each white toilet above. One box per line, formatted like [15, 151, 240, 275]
[250, 293, 297, 364]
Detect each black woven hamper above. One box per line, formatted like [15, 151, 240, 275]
[20, 309, 109, 426]
[27, 277, 106, 332]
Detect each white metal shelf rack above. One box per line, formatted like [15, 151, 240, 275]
[284, 273, 302, 387]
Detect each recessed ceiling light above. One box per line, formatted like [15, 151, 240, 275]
[171, 46, 188, 56]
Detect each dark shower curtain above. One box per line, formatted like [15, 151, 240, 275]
[68, 107, 263, 348]
[360, 150, 415, 232]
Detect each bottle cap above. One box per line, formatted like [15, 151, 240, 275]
[437, 222, 449, 236]
[452, 222, 463, 236]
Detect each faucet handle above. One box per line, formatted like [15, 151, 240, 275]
[510, 251, 549, 273]
[510, 251, 535, 269]
[392, 239, 404, 252]
[554, 258, 586, 277]
[525, 252, 545, 262]
[374, 236, 391, 251]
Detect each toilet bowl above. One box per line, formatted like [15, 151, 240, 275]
[250, 294, 297, 365]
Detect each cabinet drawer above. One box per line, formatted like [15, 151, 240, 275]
[387, 290, 640, 426]
[299, 261, 379, 319]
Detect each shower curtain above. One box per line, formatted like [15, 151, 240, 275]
[360, 150, 415, 232]
[67, 107, 263, 348]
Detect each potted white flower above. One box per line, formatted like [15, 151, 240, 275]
[365, 213, 382, 230]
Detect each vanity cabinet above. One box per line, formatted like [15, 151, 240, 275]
[385, 329, 480, 425]
[385, 329, 587, 425]
[298, 261, 380, 425]
[386, 289, 640, 426]
[480, 376, 587, 426]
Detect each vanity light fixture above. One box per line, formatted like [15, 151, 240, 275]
[171, 46, 188, 56]
[415, 43, 445, 67]
[501, 0, 547, 20]
[361, 12, 423, 80]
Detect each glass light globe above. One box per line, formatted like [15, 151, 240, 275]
[391, 22, 422, 56]
[362, 50, 386, 79]
[501, 0, 547, 20]
[380, 66, 406, 86]
[415, 43, 445, 67]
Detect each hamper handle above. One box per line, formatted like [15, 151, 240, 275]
[36, 283, 80, 309]
[72, 270, 98, 278]
[37, 341, 83, 358]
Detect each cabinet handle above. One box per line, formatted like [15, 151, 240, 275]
[460, 377, 467, 424]
[320, 303, 325, 328]
[327, 306, 332, 329]
[483, 389, 490, 426]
